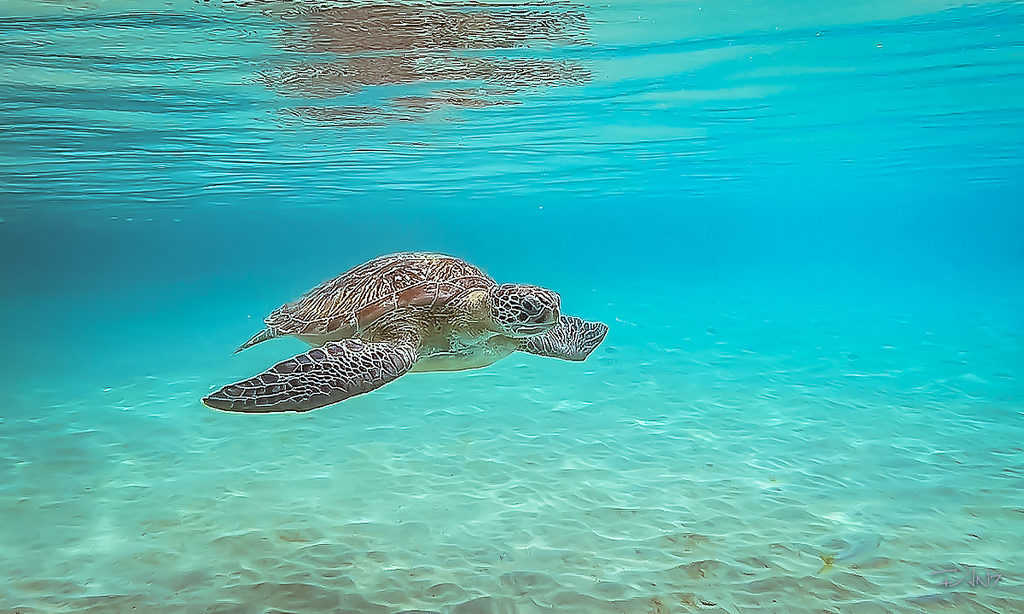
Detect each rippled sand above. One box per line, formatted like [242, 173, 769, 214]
[2, 284, 1022, 613]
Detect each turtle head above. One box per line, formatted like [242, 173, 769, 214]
[487, 284, 560, 337]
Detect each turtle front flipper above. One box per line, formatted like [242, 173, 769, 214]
[521, 315, 608, 362]
[203, 339, 418, 413]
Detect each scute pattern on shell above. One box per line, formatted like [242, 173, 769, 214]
[264, 252, 494, 338]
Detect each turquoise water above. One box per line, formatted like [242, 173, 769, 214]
[2, 0, 1023, 611]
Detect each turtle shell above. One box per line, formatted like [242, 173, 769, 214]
[263, 252, 494, 339]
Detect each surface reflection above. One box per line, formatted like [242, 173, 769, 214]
[254, 1, 591, 123]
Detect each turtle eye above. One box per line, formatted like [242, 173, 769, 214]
[522, 296, 540, 314]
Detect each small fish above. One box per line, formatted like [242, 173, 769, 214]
[818, 553, 836, 574]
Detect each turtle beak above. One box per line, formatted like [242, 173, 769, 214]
[544, 293, 561, 325]
[517, 323, 553, 336]
[517, 310, 558, 336]
[525, 308, 558, 334]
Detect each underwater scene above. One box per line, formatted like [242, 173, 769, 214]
[1, 0, 1023, 612]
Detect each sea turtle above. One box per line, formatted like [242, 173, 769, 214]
[203, 252, 608, 413]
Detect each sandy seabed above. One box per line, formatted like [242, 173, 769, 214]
[2, 288, 1022, 613]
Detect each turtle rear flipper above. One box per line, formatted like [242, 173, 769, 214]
[521, 315, 608, 362]
[233, 327, 277, 354]
[204, 339, 417, 413]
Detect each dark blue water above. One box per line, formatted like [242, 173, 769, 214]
[1, 1, 1022, 611]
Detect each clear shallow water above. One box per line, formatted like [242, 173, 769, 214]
[1, 1, 1023, 612]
